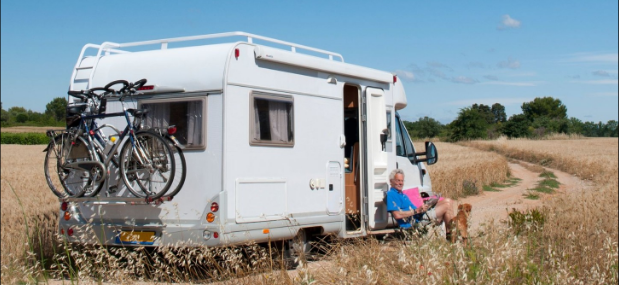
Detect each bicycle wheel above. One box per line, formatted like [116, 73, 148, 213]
[44, 134, 104, 198]
[162, 143, 186, 198]
[119, 131, 175, 199]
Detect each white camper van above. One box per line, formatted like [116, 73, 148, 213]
[59, 32, 438, 248]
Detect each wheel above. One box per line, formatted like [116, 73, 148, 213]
[44, 134, 104, 198]
[162, 143, 186, 198]
[119, 131, 175, 199]
[285, 229, 311, 268]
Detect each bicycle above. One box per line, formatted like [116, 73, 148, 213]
[44, 79, 177, 199]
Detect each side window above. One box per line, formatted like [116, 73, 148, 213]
[386, 111, 392, 140]
[394, 114, 406, 157]
[140, 97, 206, 149]
[250, 92, 294, 146]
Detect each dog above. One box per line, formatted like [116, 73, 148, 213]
[452, 203, 472, 245]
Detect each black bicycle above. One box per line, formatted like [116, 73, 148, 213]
[44, 79, 177, 199]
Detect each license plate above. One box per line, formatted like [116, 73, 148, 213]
[117, 231, 156, 245]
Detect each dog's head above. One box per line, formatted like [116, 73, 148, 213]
[458, 203, 472, 214]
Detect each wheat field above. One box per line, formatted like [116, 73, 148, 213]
[1, 138, 617, 284]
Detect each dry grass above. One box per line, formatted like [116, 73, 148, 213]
[1, 126, 53, 133]
[2, 139, 618, 284]
[423, 141, 510, 199]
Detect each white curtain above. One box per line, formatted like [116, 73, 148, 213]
[187, 102, 202, 145]
[268, 101, 289, 142]
[144, 103, 170, 129]
[254, 102, 261, 140]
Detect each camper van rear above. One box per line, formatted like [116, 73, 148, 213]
[57, 32, 438, 249]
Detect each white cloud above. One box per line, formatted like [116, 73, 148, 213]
[575, 79, 619, 85]
[587, 92, 618, 97]
[498, 57, 521, 69]
[451, 76, 478, 84]
[394, 69, 416, 82]
[592, 70, 610, 77]
[497, 15, 521, 30]
[480, 81, 541, 86]
[484, 75, 499, 81]
[466, 61, 485, 69]
[566, 52, 618, 63]
[446, 97, 531, 106]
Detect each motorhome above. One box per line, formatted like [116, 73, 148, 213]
[59, 32, 438, 250]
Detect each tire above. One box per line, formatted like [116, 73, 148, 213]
[44, 134, 104, 198]
[162, 143, 186, 198]
[119, 131, 175, 199]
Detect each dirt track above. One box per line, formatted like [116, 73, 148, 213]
[458, 160, 594, 234]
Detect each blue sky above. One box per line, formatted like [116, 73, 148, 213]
[2, 0, 617, 124]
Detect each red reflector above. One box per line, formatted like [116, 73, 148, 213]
[235, 48, 240, 58]
[67, 228, 74, 236]
[213, 232, 219, 238]
[167, 125, 177, 135]
[89, 130, 95, 136]
[393, 75, 397, 83]
[61, 202, 68, 211]
[138, 85, 155, 91]
[60, 228, 65, 235]
[211, 202, 219, 212]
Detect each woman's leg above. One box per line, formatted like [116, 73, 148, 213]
[433, 198, 455, 239]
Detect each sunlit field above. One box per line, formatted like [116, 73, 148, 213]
[1, 138, 617, 284]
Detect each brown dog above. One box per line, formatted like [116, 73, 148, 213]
[452, 203, 472, 245]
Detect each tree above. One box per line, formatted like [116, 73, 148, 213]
[502, 114, 530, 138]
[449, 107, 489, 141]
[491, 103, 507, 123]
[567, 117, 584, 135]
[471, 103, 494, 125]
[605, 120, 618, 137]
[45, 97, 67, 121]
[405, 116, 443, 138]
[521, 97, 567, 120]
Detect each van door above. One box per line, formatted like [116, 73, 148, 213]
[364, 87, 389, 230]
[394, 112, 424, 192]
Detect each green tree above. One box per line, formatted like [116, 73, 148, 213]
[471, 103, 494, 124]
[605, 120, 618, 137]
[405, 116, 443, 138]
[15, 113, 28, 123]
[491, 103, 507, 123]
[502, 114, 530, 138]
[0, 102, 8, 123]
[521, 97, 567, 120]
[45, 97, 67, 121]
[567, 117, 584, 135]
[449, 107, 489, 141]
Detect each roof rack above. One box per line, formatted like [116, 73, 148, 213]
[69, 31, 344, 91]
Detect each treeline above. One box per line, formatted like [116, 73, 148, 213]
[1, 98, 67, 127]
[404, 96, 618, 141]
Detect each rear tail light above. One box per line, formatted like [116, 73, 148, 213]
[167, 125, 177, 135]
[206, 213, 215, 223]
[64, 211, 71, 221]
[213, 232, 219, 239]
[67, 228, 74, 237]
[210, 202, 219, 212]
[61, 202, 68, 211]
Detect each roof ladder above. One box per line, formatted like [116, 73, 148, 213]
[68, 43, 127, 91]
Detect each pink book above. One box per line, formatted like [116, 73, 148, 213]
[403, 187, 444, 209]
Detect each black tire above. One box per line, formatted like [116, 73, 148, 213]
[44, 134, 104, 198]
[162, 143, 186, 198]
[119, 131, 175, 199]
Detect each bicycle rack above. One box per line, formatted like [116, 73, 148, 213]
[60, 196, 174, 206]
[69, 31, 345, 92]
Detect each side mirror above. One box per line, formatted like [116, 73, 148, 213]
[414, 141, 439, 165]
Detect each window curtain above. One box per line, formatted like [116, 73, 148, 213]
[187, 102, 202, 145]
[269, 101, 289, 142]
[144, 103, 170, 129]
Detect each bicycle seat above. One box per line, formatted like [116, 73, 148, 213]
[127, 108, 149, 117]
[66, 103, 89, 115]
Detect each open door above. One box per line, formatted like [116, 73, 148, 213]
[364, 87, 389, 230]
